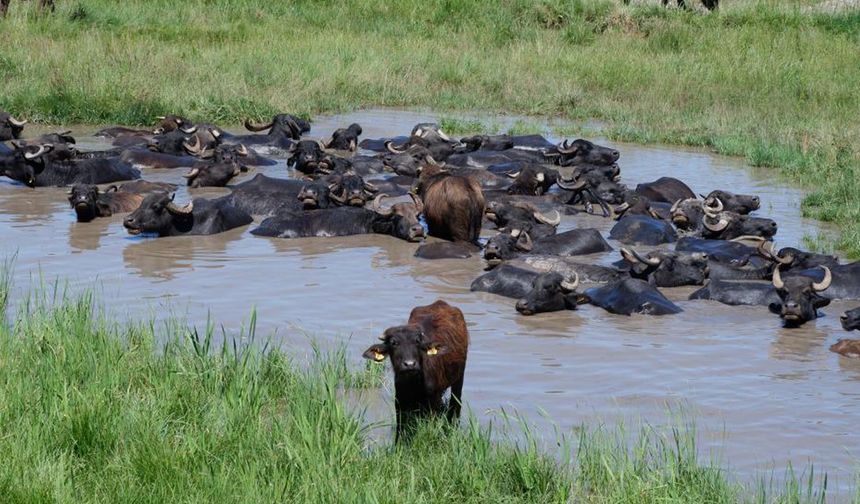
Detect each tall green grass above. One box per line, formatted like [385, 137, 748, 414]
[1, 0, 858, 256]
[0, 273, 853, 502]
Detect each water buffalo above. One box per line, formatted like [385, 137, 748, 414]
[1, 143, 140, 187]
[220, 174, 306, 216]
[701, 200, 777, 240]
[123, 193, 253, 237]
[768, 266, 832, 327]
[556, 171, 626, 214]
[0, 112, 27, 141]
[67, 182, 173, 222]
[842, 307, 860, 332]
[250, 197, 424, 242]
[95, 115, 191, 138]
[703, 190, 760, 215]
[484, 201, 561, 239]
[414, 241, 476, 260]
[323, 123, 362, 151]
[483, 228, 612, 267]
[669, 198, 704, 231]
[782, 262, 860, 300]
[236, 114, 310, 149]
[362, 300, 469, 441]
[384, 124, 461, 161]
[635, 177, 695, 204]
[470, 264, 541, 299]
[146, 126, 205, 156]
[584, 278, 683, 316]
[459, 134, 514, 152]
[414, 164, 485, 244]
[503, 163, 558, 196]
[609, 215, 678, 245]
[516, 272, 584, 315]
[550, 138, 620, 167]
[689, 279, 780, 306]
[183, 162, 245, 188]
[619, 248, 708, 287]
[756, 241, 839, 271]
[831, 310, 860, 357]
[509, 255, 628, 285]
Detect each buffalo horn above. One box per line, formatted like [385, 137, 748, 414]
[183, 168, 200, 179]
[236, 144, 249, 156]
[371, 194, 393, 216]
[556, 139, 578, 154]
[812, 266, 832, 292]
[506, 171, 522, 179]
[183, 136, 202, 154]
[670, 199, 681, 214]
[363, 181, 379, 194]
[771, 267, 785, 290]
[7, 115, 27, 127]
[517, 231, 533, 252]
[384, 140, 407, 154]
[166, 200, 194, 215]
[533, 209, 561, 226]
[179, 125, 198, 134]
[24, 144, 53, 160]
[556, 175, 587, 191]
[244, 119, 274, 132]
[409, 192, 424, 214]
[703, 215, 729, 232]
[437, 129, 451, 142]
[703, 196, 724, 215]
[560, 272, 580, 292]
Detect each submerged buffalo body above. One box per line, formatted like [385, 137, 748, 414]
[123, 193, 252, 237]
[0, 144, 139, 187]
[251, 205, 424, 242]
[584, 278, 682, 316]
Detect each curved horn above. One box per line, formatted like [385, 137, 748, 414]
[533, 209, 561, 226]
[506, 171, 522, 179]
[370, 194, 393, 216]
[183, 168, 200, 179]
[517, 231, 533, 252]
[179, 125, 198, 134]
[236, 144, 249, 156]
[756, 241, 793, 266]
[244, 119, 274, 132]
[437, 129, 451, 142]
[183, 136, 202, 155]
[24, 144, 53, 160]
[166, 199, 194, 215]
[729, 235, 767, 244]
[7, 115, 27, 127]
[384, 140, 407, 154]
[556, 139, 578, 154]
[703, 215, 729, 232]
[631, 248, 661, 266]
[316, 139, 326, 151]
[211, 128, 222, 139]
[670, 199, 681, 214]
[556, 175, 587, 191]
[198, 148, 215, 159]
[703, 197, 724, 214]
[771, 267, 785, 290]
[812, 266, 832, 292]
[363, 181, 379, 194]
[560, 272, 580, 292]
[409, 192, 424, 214]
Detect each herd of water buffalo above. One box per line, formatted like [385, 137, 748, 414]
[1, 110, 860, 360]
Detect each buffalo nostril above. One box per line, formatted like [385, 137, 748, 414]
[842, 314, 849, 321]
[402, 360, 417, 369]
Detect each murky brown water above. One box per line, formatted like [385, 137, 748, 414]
[2, 109, 858, 491]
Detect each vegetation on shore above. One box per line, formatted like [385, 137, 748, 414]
[1, 0, 858, 257]
[0, 272, 847, 502]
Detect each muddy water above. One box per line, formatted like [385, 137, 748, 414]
[2, 109, 858, 490]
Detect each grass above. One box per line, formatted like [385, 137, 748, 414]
[1, 0, 859, 256]
[0, 269, 853, 502]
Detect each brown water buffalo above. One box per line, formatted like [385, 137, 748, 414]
[414, 164, 485, 244]
[362, 300, 469, 441]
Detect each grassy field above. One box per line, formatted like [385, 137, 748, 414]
[1, 0, 858, 256]
[0, 272, 844, 503]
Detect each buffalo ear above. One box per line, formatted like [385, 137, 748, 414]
[768, 302, 782, 314]
[812, 295, 831, 309]
[425, 343, 449, 357]
[362, 344, 388, 363]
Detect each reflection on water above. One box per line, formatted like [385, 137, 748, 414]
[1, 109, 857, 490]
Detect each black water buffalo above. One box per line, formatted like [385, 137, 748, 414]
[483, 228, 612, 267]
[146, 126, 203, 156]
[550, 139, 620, 167]
[0, 143, 140, 187]
[689, 279, 780, 307]
[618, 248, 708, 287]
[675, 236, 758, 263]
[842, 307, 860, 332]
[509, 255, 628, 284]
[236, 114, 310, 149]
[95, 115, 191, 138]
[701, 201, 777, 240]
[444, 148, 548, 170]
[782, 262, 860, 300]
[703, 190, 760, 215]
[470, 264, 541, 299]
[584, 278, 682, 316]
[384, 124, 460, 161]
[362, 300, 469, 441]
[0, 112, 27, 141]
[414, 241, 476, 260]
[67, 181, 174, 222]
[287, 140, 328, 175]
[556, 171, 626, 213]
[297, 174, 381, 210]
[123, 193, 252, 237]
[768, 266, 832, 327]
[484, 200, 560, 239]
[414, 164, 485, 244]
[459, 134, 514, 152]
[516, 272, 584, 315]
[669, 198, 704, 231]
[183, 162, 245, 188]
[323, 123, 362, 151]
[503, 163, 558, 196]
[635, 177, 695, 204]
[250, 203, 425, 243]
[756, 241, 839, 271]
[609, 215, 677, 245]
[220, 174, 306, 216]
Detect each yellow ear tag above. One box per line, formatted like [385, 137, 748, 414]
[373, 352, 386, 362]
[426, 347, 438, 356]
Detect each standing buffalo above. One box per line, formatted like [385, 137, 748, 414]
[414, 164, 485, 244]
[123, 193, 253, 237]
[362, 300, 469, 441]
